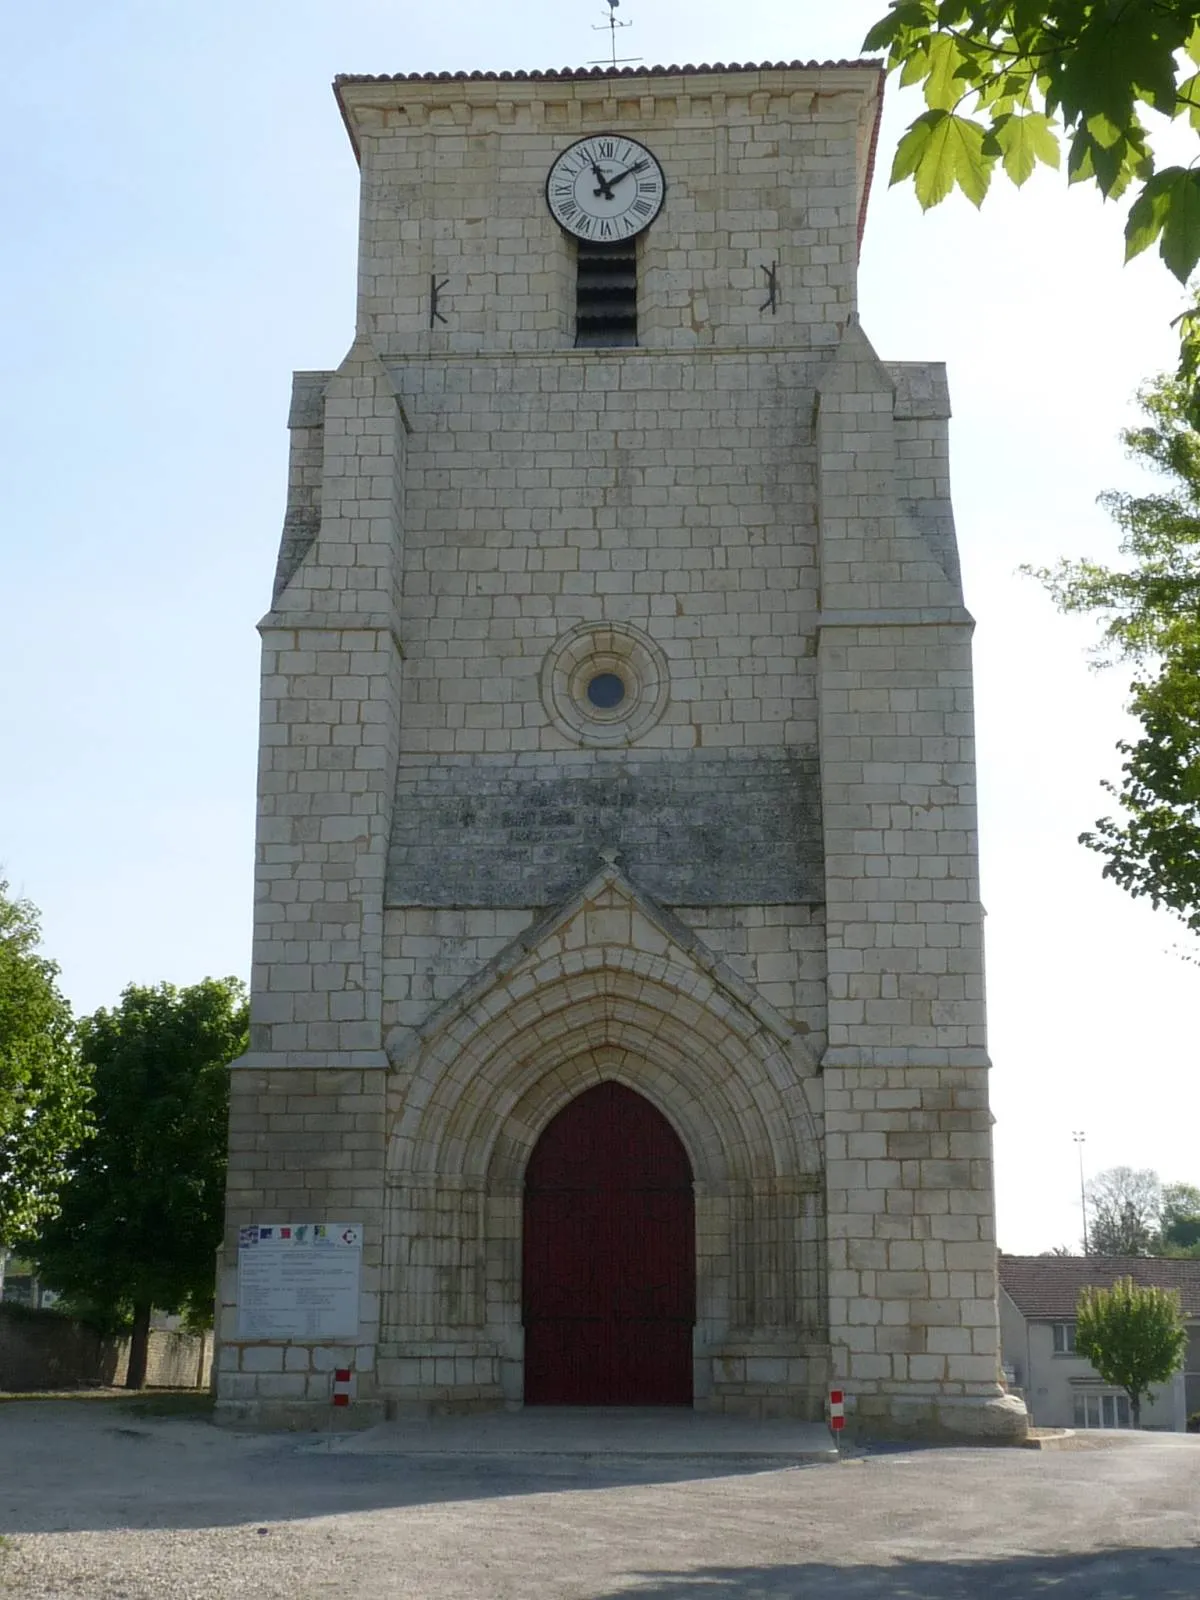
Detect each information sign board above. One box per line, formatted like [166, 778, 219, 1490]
[236, 1223, 362, 1339]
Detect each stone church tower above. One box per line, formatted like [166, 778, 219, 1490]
[217, 57, 1026, 1441]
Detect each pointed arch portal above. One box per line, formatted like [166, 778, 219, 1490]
[522, 1082, 695, 1405]
[382, 892, 828, 1413]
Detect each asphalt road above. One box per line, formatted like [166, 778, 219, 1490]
[0, 1401, 1197, 1598]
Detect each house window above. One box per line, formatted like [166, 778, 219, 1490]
[1073, 1392, 1131, 1429]
[575, 239, 637, 347]
[1052, 1322, 1077, 1354]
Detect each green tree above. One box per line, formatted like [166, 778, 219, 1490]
[1026, 377, 1200, 929]
[1086, 1167, 1162, 1256]
[863, 3, 1200, 409]
[33, 978, 246, 1388]
[0, 881, 91, 1255]
[1160, 1182, 1200, 1253]
[1075, 1276, 1188, 1426]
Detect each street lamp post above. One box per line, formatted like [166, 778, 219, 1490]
[1073, 1131, 1089, 1254]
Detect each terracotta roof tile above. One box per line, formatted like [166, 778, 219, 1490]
[999, 1254, 1200, 1320]
[334, 61, 882, 86]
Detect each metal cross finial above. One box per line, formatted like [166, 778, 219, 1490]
[588, 0, 641, 71]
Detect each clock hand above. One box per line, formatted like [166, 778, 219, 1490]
[594, 159, 648, 194]
[589, 161, 617, 201]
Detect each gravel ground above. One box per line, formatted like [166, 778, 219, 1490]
[1, 1401, 1198, 1597]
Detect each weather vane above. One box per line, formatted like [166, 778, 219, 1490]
[589, 0, 641, 71]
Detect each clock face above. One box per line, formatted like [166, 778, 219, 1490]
[545, 135, 665, 243]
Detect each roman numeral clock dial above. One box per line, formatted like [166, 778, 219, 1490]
[545, 135, 665, 242]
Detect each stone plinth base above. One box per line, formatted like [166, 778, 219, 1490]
[319, 1408, 838, 1460]
[704, 1341, 831, 1421]
[385, 1395, 512, 1419]
[853, 1391, 1029, 1444]
[214, 1398, 386, 1431]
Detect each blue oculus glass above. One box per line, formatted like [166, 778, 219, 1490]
[586, 672, 626, 710]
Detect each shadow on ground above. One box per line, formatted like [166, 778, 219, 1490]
[592, 1549, 1200, 1599]
[0, 1410, 830, 1532]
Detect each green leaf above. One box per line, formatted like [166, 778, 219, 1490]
[1189, 24, 1200, 67]
[933, 111, 992, 208]
[862, 0, 934, 53]
[923, 31, 968, 111]
[1160, 170, 1200, 284]
[992, 111, 1060, 186]
[891, 111, 939, 186]
[1130, 168, 1200, 282]
[1175, 311, 1200, 427]
[1086, 109, 1125, 151]
[977, 58, 1039, 108]
[1067, 122, 1149, 202]
[1176, 71, 1200, 132]
[861, 16, 900, 51]
[891, 109, 995, 209]
[977, 86, 1015, 117]
[1058, 3, 1185, 125]
[899, 42, 931, 90]
[1066, 126, 1095, 186]
[1126, 172, 1177, 263]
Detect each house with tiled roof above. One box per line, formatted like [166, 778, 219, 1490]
[998, 1255, 1200, 1430]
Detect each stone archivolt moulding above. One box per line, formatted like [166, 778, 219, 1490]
[540, 621, 670, 747]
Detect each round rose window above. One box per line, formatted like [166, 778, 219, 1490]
[540, 623, 669, 746]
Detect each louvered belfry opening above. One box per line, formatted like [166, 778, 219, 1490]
[575, 238, 638, 347]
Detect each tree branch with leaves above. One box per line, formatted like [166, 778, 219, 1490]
[1024, 377, 1200, 929]
[33, 978, 247, 1388]
[865, 2, 1200, 413]
[0, 882, 91, 1252]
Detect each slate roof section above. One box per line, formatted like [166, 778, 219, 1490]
[999, 1255, 1200, 1320]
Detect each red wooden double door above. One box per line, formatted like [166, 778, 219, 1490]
[523, 1081, 695, 1406]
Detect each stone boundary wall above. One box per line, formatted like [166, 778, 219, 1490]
[0, 1308, 213, 1392]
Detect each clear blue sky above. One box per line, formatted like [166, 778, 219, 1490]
[2, 0, 1197, 1251]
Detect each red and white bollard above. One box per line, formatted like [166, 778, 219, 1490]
[324, 1366, 356, 1450]
[828, 1387, 845, 1444]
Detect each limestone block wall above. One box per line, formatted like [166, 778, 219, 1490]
[337, 66, 880, 355]
[377, 904, 825, 1061]
[815, 323, 1023, 1440]
[217, 339, 409, 1426]
[218, 1066, 387, 1418]
[0, 1312, 211, 1393]
[388, 350, 825, 757]
[246, 340, 408, 1065]
[668, 906, 827, 1052]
